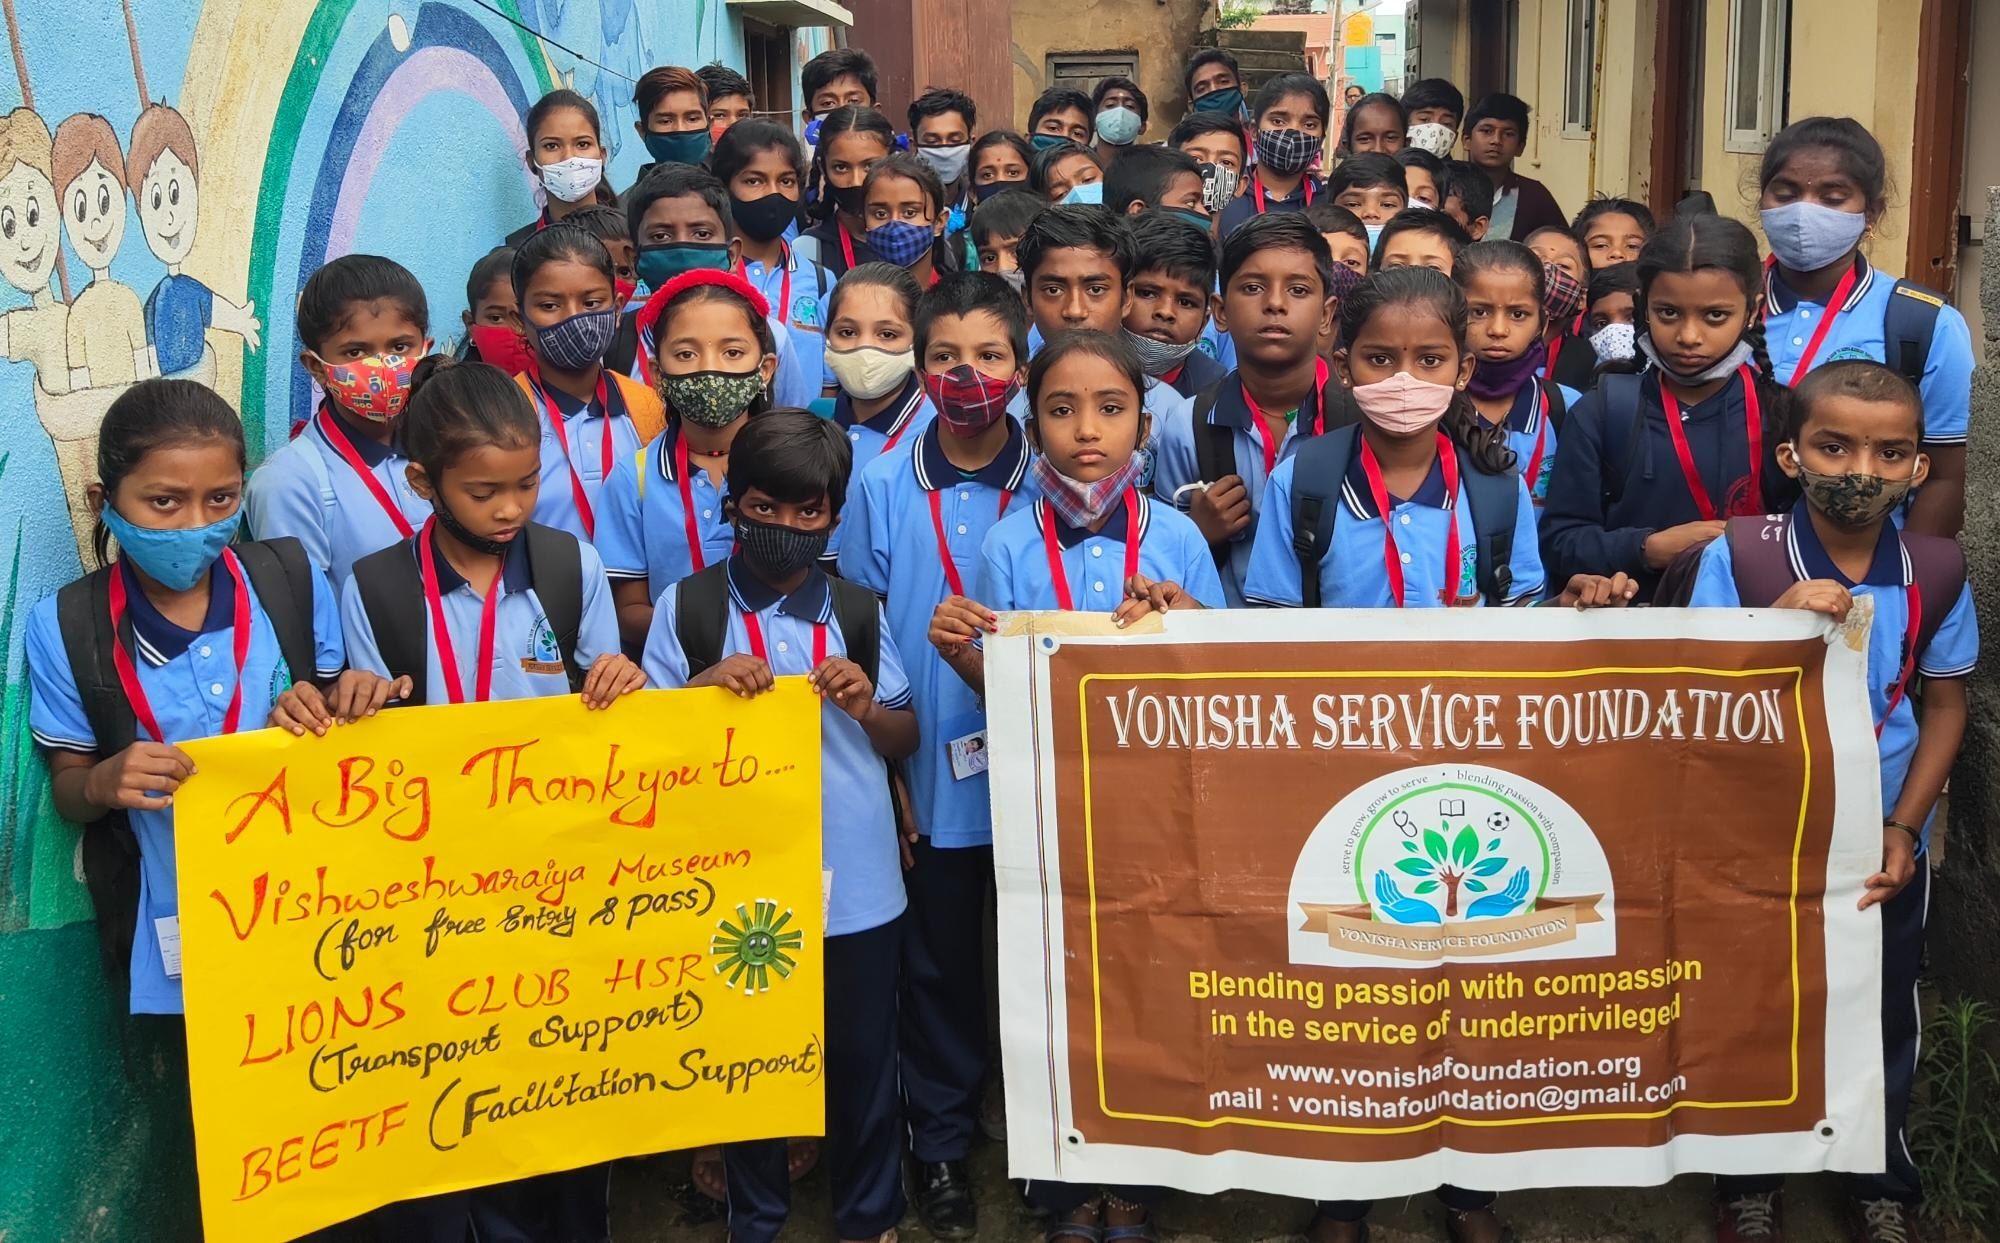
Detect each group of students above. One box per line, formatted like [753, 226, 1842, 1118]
[22, 38, 1978, 1243]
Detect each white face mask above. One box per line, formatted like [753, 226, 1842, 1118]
[539, 156, 603, 204]
[1406, 122, 1457, 158]
[825, 344, 916, 400]
[1589, 322, 1637, 364]
[916, 143, 971, 185]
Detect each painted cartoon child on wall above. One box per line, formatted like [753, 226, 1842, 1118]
[129, 103, 259, 371]
[53, 112, 151, 390]
[0, 107, 70, 395]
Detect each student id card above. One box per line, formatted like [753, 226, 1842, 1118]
[156, 916, 182, 978]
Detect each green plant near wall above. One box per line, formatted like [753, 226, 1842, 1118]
[1912, 996, 2000, 1235]
[1218, 2, 1259, 29]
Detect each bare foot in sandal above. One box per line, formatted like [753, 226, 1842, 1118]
[1048, 1198, 1104, 1242]
[1102, 1193, 1154, 1240]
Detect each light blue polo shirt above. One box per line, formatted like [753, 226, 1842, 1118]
[596, 423, 735, 593]
[1493, 379, 1580, 506]
[829, 373, 936, 560]
[28, 556, 347, 1013]
[523, 376, 647, 543]
[245, 404, 434, 584]
[1688, 502, 1977, 849]
[1008, 373, 1190, 495]
[977, 492, 1227, 613]
[338, 528, 620, 705]
[1243, 441, 1545, 608]
[1763, 257, 1974, 445]
[742, 244, 836, 391]
[641, 560, 912, 936]
[839, 417, 1036, 848]
[1151, 371, 1313, 607]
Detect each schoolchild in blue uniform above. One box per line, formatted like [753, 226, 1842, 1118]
[511, 224, 667, 542]
[1755, 117, 1974, 537]
[340, 358, 644, 1241]
[862, 152, 960, 290]
[795, 106, 894, 279]
[1240, 270, 1628, 1243]
[643, 410, 919, 1243]
[930, 329, 1219, 1243]
[622, 163, 820, 409]
[838, 272, 1036, 1239]
[598, 270, 778, 648]
[1540, 212, 1796, 601]
[1217, 73, 1330, 240]
[967, 185, 1046, 290]
[1154, 214, 1339, 606]
[244, 255, 436, 584]
[1120, 213, 1228, 399]
[29, 381, 413, 1229]
[1013, 206, 1195, 489]
[1326, 152, 1408, 256]
[1694, 362, 1975, 1243]
[824, 261, 935, 560]
[712, 119, 837, 392]
[457, 244, 533, 374]
[1453, 239, 1582, 506]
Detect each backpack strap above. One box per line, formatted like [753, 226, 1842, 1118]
[1540, 379, 1569, 435]
[1596, 373, 1647, 508]
[233, 538, 321, 691]
[350, 541, 430, 708]
[673, 562, 734, 679]
[828, 577, 881, 685]
[1190, 386, 1234, 485]
[1455, 450, 1519, 605]
[1883, 279, 1944, 391]
[1286, 425, 1356, 608]
[1723, 513, 1801, 607]
[524, 523, 587, 692]
[1900, 532, 1966, 661]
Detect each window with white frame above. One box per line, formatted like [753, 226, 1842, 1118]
[1725, 0, 1789, 152]
[1563, 0, 1595, 135]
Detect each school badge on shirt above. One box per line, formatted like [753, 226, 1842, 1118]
[522, 614, 565, 675]
[791, 296, 821, 329]
[269, 658, 293, 702]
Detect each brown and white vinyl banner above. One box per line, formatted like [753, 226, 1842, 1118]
[986, 606, 1886, 1198]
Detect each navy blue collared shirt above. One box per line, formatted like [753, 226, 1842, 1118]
[1163, 348, 1228, 400]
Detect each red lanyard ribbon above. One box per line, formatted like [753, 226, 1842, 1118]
[1523, 384, 1551, 492]
[1359, 432, 1467, 607]
[1237, 384, 1284, 479]
[928, 487, 1013, 597]
[674, 433, 709, 573]
[1765, 256, 1861, 386]
[1878, 581, 1922, 738]
[838, 222, 859, 270]
[742, 610, 828, 665]
[1251, 171, 1313, 214]
[316, 409, 416, 539]
[1658, 365, 1763, 521]
[108, 552, 252, 741]
[536, 376, 619, 538]
[418, 516, 500, 705]
[1038, 490, 1142, 610]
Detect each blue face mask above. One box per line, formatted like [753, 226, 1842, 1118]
[102, 505, 243, 591]
[1095, 106, 1143, 146]
[1061, 180, 1105, 207]
[867, 219, 936, 268]
[1759, 200, 1868, 272]
[1161, 206, 1211, 233]
[1192, 87, 1244, 119]
[642, 129, 713, 166]
[1030, 132, 1072, 153]
[1365, 223, 1386, 253]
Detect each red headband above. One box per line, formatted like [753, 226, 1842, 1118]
[636, 267, 772, 343]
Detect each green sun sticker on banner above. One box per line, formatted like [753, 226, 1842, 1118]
[711, 900, 804, 994]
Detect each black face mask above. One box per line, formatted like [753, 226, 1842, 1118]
[731, 191, 800, 243]
[972, 178, 1028, 203]
[433, 497, 511, 557]
[830, 182, 868, 217]
[734, 515, 830, 578]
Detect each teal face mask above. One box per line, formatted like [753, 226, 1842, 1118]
[1192, 87, 1244, 118]
[102, 505, 242, 591]
[642, 129, 713, 165]
[1161, 206, 1211, 233]
[637, 241, 731, 291]
[1030, 132, 1072, 153]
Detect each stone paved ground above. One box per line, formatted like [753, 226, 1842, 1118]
[606, 1141, 1937, 1242]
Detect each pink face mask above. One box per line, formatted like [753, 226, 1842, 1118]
[1351, 371, 1457, 435]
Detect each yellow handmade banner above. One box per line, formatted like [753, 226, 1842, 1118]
[175, 682, 824, 1243]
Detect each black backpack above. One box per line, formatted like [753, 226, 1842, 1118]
[672, 561, 880, 683]
[54, 538, 320, 975]
[349, 524, 587, 706]
[1286, 424, 1522, 608]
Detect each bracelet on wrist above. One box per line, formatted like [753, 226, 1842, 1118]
[1884, 818, 1920, 841]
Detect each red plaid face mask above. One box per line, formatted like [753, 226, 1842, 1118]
[924, 365, 1018, 437]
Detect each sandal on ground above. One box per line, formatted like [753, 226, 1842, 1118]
[1048, 1199, 1106, 1243]
[1305, 1210, 1370, 1243]
[1445, 1206, 1516, 1243]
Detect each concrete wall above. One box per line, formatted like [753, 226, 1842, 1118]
[0, 3, 826, 1238]
[1501, 0, 1921, 276]
[1009, 0, 1213, 143]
